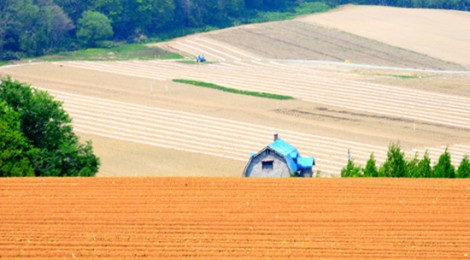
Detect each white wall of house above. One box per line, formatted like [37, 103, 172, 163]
[244, 150, 291, 177]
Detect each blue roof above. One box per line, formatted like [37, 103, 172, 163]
[269, 138, 298, 158]
[267, 138, 314, 173]
[298, 156, 315, 169]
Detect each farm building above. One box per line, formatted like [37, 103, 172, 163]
[243, 134, 315, 178]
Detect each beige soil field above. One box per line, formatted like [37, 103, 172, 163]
[1, 178, 469, 258]
[208, 21, 461, 70]
[1, 6, 470, 177]
[298, 5, 470, 68]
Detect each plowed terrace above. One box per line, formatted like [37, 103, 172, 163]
[1, 178, 469, 258]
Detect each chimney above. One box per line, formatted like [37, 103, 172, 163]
[274, 133, 278, 141]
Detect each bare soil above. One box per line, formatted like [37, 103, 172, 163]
[208, 20, 462, 70]
[1, 178, 469, 258]
[298, 5, 470, 68]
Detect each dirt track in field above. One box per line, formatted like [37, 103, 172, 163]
[1, 178, 469, 258]
[1, 6, 469, 177]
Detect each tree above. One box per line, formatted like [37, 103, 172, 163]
[380, 143, 406, 177]
[433, 148, 455, 178]
[363, 153, 378, 177]
[406, 153, 420, 177]
[0, 77, 99, 177]
[457, 155, 470, 178]
[40, 3, 75, 50]
[0, 0, 15, 55]
[54, 0, 93, 23]
[416, 151, 433, 178]
[245, 0, 263, 9]
[264, 0, 288, 9]
[1, 0, 74, 58]
[341, 159, 361, 177]
[77, 11, 113, 47]
[0, 102, 36, 177]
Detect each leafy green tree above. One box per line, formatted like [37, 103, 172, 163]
[118, 0, 175, 40]
[264, 0, 288, 9]
[341, 159, 362, 177]
[0, 102, 36, 177]
[433, 148, 455, 178]
[54, 0, 93, 23]
[245, 0, 263, 9]
[227, 0, 245, 16]
[363, 153, 378, 177]
[457, 155, 470, 178]
[0, 77, 99, 176]
[380, 143, 406, 177]
[40, 3, 75, 50]
[0, 0, 73, 58]
[0, 0, 15, 55]
[77, 11, 113, 47]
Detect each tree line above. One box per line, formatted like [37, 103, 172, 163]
[341, 143, 470, 178]
[332, 0, 470, 10]
[0, 77, 99, 177]
[1, 0, 469, 61]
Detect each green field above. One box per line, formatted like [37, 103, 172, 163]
[36, 44, 183, 62]
[173, 79, 294, 100]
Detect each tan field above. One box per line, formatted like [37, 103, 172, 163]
[299, 5, 470, 68]
[1, 6, 469, 177]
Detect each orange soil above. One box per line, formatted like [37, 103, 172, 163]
[1, 178, 469, 258]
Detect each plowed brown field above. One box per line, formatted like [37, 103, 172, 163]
[1, 178, 469, 258]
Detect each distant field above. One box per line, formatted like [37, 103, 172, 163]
[1, 178, 469, 258]
[1, 6, 469, 177]
[208, 20, 461, 70]
[299, 5, 470, 68]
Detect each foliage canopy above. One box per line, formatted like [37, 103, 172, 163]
[0, 77, 99, 177]
[342, 143, 468, 178]
[77, 11, 114, 47]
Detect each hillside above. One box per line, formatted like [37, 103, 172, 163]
[206, 20, 461, 70]
[1, 6, 469, 177]
[169, 5, 470, 70]
[1, 178, 469, 258]
[299, 5, 470, 68]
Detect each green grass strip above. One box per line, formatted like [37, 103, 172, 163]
[173, 79, 294, 100]
[36, 44, 183, 62]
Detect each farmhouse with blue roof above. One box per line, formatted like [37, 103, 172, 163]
[243, 134, 315, 178]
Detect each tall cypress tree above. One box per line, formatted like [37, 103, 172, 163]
[417, 151, 433, 178]
[433, 148, 455, 178]
[457, 155, 470, 178]
[363, 153, 378, 177]
[380, 143, 406, 178]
